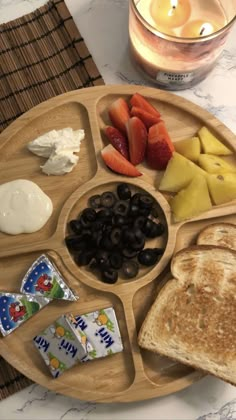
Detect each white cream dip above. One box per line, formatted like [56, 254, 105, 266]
[0, 179, 53, 235]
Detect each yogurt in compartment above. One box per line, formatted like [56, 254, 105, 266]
[0, 179, 53, 235]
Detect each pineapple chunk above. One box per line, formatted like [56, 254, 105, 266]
[198, 154, 236, 174]
[174, 137, 200, 161]
[207, 173, 236, 205]
[159, 152, 206, 193]
[171, 175, 212, 222]
[198, 126, 232, 156]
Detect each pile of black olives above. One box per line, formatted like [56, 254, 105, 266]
[65, 183, 166, 284]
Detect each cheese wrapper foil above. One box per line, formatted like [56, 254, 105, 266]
[0, 292, 50, 336]
[20, 254, 78, 301]
[33, 315, 88, 378]
[67, 307, 123, 361]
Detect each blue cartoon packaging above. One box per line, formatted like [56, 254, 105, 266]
[0, 292, 50, 336]
[33, 315, 89, 378]
[20, 254, 78, 301]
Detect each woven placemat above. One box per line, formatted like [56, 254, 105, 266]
[0, 0, 104, 400]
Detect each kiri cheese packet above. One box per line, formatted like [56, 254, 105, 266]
[67, 307, 123, 361]
[33, 314, 88, 378]
[0, 292, 50, 336]
[21, 254, 78, 301]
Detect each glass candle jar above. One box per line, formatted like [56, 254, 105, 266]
[129, 0, 236, 90]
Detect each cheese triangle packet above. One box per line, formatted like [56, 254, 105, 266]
[20, 254, 78, 301]
[0, 292, 50, 336]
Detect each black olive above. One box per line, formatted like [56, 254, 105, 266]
[80, 229, 93, 242]
[100, 234, 114, 250]
[112, 214, 126, 226]
[122, 229, 136, 244]
[139, 194, 154, 209]
[133, 227, 144, 240]
[81, 208, 97, 222]
[109, 252, 123, 269]
[129, 203, 140, 217]
[95, 249, 110, 268]
[101, 191, 117, 208]
[80, 215, 92, 228]
[117, 183, 131, 200]
[69, 220, 83, 235]
[92, 220, 104, 231]
[151, 205, 159, 218]
[130, 193, 141, 206]
[142, 218, 154, 236]
[89, 194, 101, 209]
[113, 200, 130, 217]
[91, 230, 103, 247]
[134, 216, 147, 230]
[97, 208, 113, 220]
[89, 258, 99, 271]
[65, 235, 84, 252]
[110, 227, 122, 246]
[138, 207, 151, 217]
[101, 268, 118, 284]
[122, 248, 138, 259]
[145, 222, 165, 238]
[138, 248, 162, 266]
[76, 249, 95, 266]
[122, 260, 139, 279]
[131, 236, 145, 251]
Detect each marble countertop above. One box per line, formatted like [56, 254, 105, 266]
[0, 0, 236, 419]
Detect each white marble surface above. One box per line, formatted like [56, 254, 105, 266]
[0, 0, 236, 419]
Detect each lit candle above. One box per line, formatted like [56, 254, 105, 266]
[181, 19, 221, 38]
[150, 0, 191, 29]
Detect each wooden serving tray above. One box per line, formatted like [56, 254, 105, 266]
[0, 85, 235, 403]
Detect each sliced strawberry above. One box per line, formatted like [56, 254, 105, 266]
[130, 93, 161, 119]
[101, 144, 142, 177]
[130, 106, 161, 129]
[104, 126, 129, 160]
[126, 117, 147, 166]
[146, 122, 175, 170]
[108, 98, 130, 134]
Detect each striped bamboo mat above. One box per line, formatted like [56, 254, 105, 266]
[0, 0, 104, 400]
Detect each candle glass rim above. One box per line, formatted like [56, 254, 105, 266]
[130, 0, 236, 42]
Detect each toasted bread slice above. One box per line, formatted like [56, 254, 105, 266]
[138, 245, 236, 385]
[197, 223, 236, 251]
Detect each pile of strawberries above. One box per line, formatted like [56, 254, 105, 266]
[101, 93, 175, 177]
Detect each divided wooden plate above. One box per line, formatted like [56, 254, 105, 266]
[0, 85, 235, 402]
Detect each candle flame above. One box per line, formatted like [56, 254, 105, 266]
[199, 22, 214, 36]
[168, 0, 178, 16]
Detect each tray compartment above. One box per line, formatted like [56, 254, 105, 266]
[63, 180, 169, 289]
[1, 265, 135, 394]
[96, 92, 236, 187]
[0, 101, 97, 248]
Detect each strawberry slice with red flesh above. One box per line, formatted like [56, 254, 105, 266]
[104, 126, 129, 160]
[101, 144, 142, 177]
[147, 122, 175, 170]
[108, 98, 130, 135]
[130, 106, 161, 129]
[130, 93, 161, 119]
[126, 117, 147, 166]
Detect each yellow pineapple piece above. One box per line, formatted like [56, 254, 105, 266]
[198, 154, 236, 174]
[171, 174, 212, 222]
[174, 137, 200, 161]
[198, 126, 232, 156]
[207, 173, 236, 205]
[159, 152, 206, 193]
